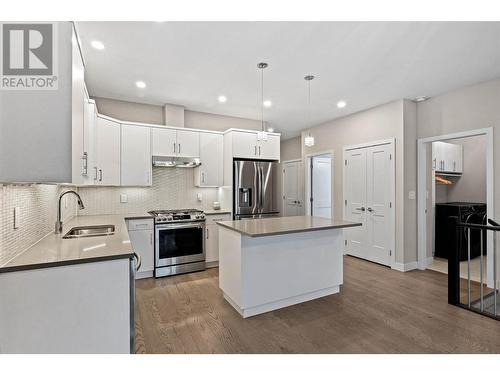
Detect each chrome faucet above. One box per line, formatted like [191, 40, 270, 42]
[55, 190, 85, 234]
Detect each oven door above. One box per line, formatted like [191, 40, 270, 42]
[155, 222, 205, 267]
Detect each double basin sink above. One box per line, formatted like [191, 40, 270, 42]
[62, 225, 115, 239]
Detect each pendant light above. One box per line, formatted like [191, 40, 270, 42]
[257, 62, 268, 142]
[304, 75, 315, 147]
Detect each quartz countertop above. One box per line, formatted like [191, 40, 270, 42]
[216, 216, 362, 237]
[204, 210, 231, 215]
[0, 214, 146, 274]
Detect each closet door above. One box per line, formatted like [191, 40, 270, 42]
[344, 148, 368, 258]
[365, 144, 392, 266]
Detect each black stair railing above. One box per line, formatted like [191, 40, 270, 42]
[448, 216, 499, 320]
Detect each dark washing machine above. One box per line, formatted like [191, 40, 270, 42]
[435, 202, 487, 261]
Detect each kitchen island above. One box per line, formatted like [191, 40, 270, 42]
[217, 216, 361, 318]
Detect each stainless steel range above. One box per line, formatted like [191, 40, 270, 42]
[149, 209, 206, 277]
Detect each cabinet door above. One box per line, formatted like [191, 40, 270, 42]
[95, 117, 121, 185]
[121, 124, 152, 186]
[196, 133, 223, 187]
[432, 142, 445, 172]
[152, 128, 177, 157]
[177, 130, 200, 158]
[454, 144, 463, 173]
[258, 134, 280, 160]
[128, 229, 154, 276]
[232, 131, 258, 158]
[205, 224, 219, 263]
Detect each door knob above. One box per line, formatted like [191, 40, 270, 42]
[355, 207, 366, 212]
[367, 207, 374, 212]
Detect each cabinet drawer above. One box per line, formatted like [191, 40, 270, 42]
[127, 218, 154, 231]
[206, 214, 231, 223]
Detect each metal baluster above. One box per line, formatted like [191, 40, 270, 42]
[468, 228, 471, 308]
[480, 229, 484, 312]
[494, 231, 498, 316]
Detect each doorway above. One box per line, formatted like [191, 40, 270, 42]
[417, 128, 495, 289]
[305, 152, 333, 219]
[343, 139, 395, 267]
[282, 159, 304, 217]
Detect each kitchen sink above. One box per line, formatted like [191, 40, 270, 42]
[62, 225, 115, 239]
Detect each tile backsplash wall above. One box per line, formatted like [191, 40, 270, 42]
[0, 184, 77, 265]
[77, 167, 221, 216]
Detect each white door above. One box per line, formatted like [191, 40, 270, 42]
[176, 130, 200, 158]
[152, 128, 177, 157]
[258, 135, 280, 160]
[344, 149, 367, 258]
[311, 156, 332, 219]
[344, 143, 393, 266]
[365, 144, 392, 266]
[232, 131, 258, 159]
[121, 124, 151, 186]
[95, 117, 121, 185]
[196, 132, 223, 187]
[283, 160, 302, 216]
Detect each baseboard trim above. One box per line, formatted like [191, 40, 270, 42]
[206, 261, 219, 269]
[392, 261, 418, 272]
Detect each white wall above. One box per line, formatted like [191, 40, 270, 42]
[298, 100, 408, 264]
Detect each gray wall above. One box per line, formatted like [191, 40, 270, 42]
[280, 137, 302, 161]
[299, 100, 407, 264]
[0, 22, 73, 183]
[93, 97, 262, 131]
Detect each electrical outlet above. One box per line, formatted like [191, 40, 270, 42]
[197, 193, 203, 202]
[14, 207, 20, 229]
[408, 190, 416, 200]
[120, 194, 128, 203]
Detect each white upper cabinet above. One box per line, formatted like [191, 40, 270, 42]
[79, 96, 97, 185]
[232, 131, 259, 159]
[152, 128, 177, 157]
[95, 117, 121, 185]
[121, 124, 152, 186]
[258, 134, 280, 160]
[195, 132, 223, 187]
[152, 128, 199, 158]
[432, 141, 463, 174]
[177, 130, 200, 158]
[227, 130, 280, 161]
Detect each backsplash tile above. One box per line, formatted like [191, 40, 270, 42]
[0, 184, 76, 266]
[77, 167, 220, 216]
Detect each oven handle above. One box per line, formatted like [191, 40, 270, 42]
[155, 222, 205, 230]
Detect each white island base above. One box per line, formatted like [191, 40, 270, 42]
[218, 225, 345, 318]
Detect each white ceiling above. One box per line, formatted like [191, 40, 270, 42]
[75, 22, 500, 139]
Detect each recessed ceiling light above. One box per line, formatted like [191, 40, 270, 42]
[218, 95, 227, 103]
[91, 40, 105, 50]
[267, 127, 274, 133]
[336, 100, 346, 109]
[414, 96, 429, 102]
[263, 100, 272, 108]
[135, 81, 146, 89]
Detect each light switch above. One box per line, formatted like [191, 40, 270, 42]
[408, 190, 416, 200]
[14, 207, 20, 229]
[120, 194, 128, 203]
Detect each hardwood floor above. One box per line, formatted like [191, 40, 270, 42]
[134, 256, 500, 353]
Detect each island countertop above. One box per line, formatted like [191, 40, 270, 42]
[216, 216, 362, 237]
[0, 214, 150, 274]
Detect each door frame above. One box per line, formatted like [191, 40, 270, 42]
[282, 158, 303, 217]
[304, 150, 334, 218]
[343, 138, 396, 268]
[417, 128, 494, 286]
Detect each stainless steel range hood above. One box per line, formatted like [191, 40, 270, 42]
[152, 156, 201, 168]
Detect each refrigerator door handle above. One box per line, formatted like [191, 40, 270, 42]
[259, 166, 264, 210]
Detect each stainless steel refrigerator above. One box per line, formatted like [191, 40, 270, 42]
[233, 160, 279, 219]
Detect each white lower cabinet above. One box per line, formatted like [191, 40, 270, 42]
[205, 213, 231, 265]
[127, 219, 154, 279]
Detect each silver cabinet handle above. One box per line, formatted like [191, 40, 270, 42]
[150, 232, 153, 245]
[94, 166, 98, 181]
[367, 207, 374, 212]
[173, 142, 176, 153]
[202, 172, 205, 183]
[178, 143, 181, 154]
[453, 161, 456, 171]
[254, 145, 257, 155]
[99, 169, 103, 182]
[81, 152, 88, 176]
[355, 207, 366, 212]
[259, 146, 261, 156]
[133, 252, 142, 272]
[206, 227, 209, 239]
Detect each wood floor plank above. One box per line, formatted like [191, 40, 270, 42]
[135, 255, 500, 353]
